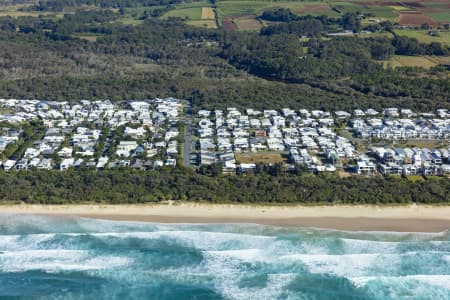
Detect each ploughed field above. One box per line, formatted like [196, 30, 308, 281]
[162, 0, 450, 30]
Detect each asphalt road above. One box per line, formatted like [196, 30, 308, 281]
[183, 119, 193, 167]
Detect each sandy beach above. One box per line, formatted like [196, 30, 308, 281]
[1, 203, 450, 232]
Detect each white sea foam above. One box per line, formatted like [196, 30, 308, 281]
[0, 249, 131, 272]
[219, 273, 297, 300]
[350, 275, 450, 290]
[204, 253, 296, 299]
[0, 234, 56, 251]
[205, 249, 263, 261]
[340, 238, 400, 254]
[86, 230, 275, 251]
[281, 253, 384, 277]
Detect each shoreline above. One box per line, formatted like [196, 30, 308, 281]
[1, 203, 450, 232]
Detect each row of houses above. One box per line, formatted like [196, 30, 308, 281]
[0, 98, 183, 172]
[352, 117, 450, 140]
[1, 157, 177, 172]
[195, 108, 357, 173]
[194, 107, 450, 176]
[364, 147, 450, 176]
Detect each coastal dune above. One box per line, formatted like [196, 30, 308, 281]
[1, 203, 450, 232]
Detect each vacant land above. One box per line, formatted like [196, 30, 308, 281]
[236, 152, 285, 164]
[393, 139, 449, 149]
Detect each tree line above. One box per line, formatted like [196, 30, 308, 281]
[0, 168, 448, 204]
[0, 8, 448, 112]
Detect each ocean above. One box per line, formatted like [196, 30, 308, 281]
[0, 214, 449, 300]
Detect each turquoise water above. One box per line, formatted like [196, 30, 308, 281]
[0, 214, 449, 300]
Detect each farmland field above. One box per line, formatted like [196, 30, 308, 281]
[160, 0, 450, 31]
[163, 7, 203, 20]
[394, 29, 450, 46]
[332, 2, 398, 19]
[265, 1, 338, 17]
[215, 1, 269, 18]
[186, 20, 218, 28]
[399, 11, 438, 26]
[428, 12, 450, 22]
[381, 55, 450, 69]
[234, 17, 262, 31]
[201, 7, 215, 19]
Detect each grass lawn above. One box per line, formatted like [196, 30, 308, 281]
[236, 152, 285, 164]
[394, 29, 450, 46]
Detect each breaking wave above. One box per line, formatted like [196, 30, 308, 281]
[0, 214, 449, 299]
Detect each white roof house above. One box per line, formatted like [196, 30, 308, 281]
[3, 159, 16, 171]
[60, 158, 75, 171]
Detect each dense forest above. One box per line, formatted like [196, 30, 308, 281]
[0, 168, 448, 204]
[0, 7, 448, 111]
